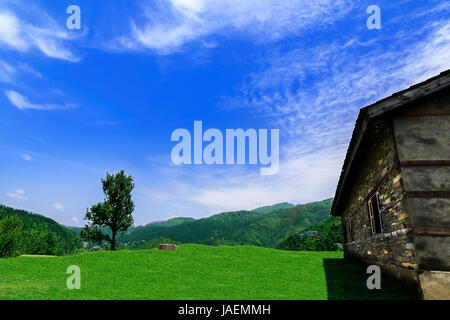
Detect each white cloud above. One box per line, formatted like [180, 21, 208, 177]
[0, 11, 28, 50]
[19, 153, 31, 161]
[71, 216, 79, 225]
[0, 10, 79, 62]
[136, 144, 342, 217]
[0, 59, 42, 84]
[5, 189, 28, 201]
[5, 90, 77, 111]
[187, 148, 342, 211]
[52, 203, 64, 212]
[115, 0, 352, 54]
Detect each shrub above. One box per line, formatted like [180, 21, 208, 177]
[22, 223, 58, 255]
[0, 216, 23, 258]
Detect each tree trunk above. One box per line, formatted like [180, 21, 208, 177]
[111, 231, 117, 250]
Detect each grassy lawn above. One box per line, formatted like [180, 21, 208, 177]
[0, 245, 409, 300]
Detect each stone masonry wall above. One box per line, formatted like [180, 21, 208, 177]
[341, 121, 419, 270]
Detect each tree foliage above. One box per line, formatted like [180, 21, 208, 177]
[0, 205, 79, 257]
[0, 216, 23, 258]
[277, 217, 343, 251]
[22, 223, 58, 255]
[82, 170, 135, 250]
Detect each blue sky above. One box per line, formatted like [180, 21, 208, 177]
[0, 0, 449, 226]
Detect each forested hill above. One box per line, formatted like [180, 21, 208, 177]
[251, 202, 295, 214]
[119, 199, 333, 248]
[67, 217, 197, 236]
[0, 204, 78, 255]
[142, 217, 196, 227]
[0, 198, 334, 252]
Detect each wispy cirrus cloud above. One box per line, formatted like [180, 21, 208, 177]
[113, 0, 353, 54]
[0, 59, 16, 83]
[223, 18, 450, 153]
[0, 59, 43, 84]
[136, 3, 450, 217]
[0, 9, 80, 62]
[5, 90, 78, 111]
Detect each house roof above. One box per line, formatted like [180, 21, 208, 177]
[330, 69, 450, 216]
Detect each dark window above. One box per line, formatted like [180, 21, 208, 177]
[350, 219, 355, 242]
[368, 192, 383, 235]
[350, 220, 356, 241]
[345, 219, 355, 243]
[343, 223, 348, 243]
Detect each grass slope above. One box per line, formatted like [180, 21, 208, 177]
[0, 245, 408, 300]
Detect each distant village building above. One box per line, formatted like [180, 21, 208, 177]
[299, 231, 319, 238]
[331, 70, 450, 300]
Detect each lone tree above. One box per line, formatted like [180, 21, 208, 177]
[81, 170, 134, 250]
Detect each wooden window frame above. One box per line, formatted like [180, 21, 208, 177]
[345, 218, 355, 243]
[367, 192, 383, 235]
[343, 222, 348, 243]
[350, 219, 355, 242]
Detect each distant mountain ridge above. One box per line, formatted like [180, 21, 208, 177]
[142, 217, 196, 227]
[67, 217, 198, 236]
[118, 199, 333, 248]
[251, 202, 295, 214]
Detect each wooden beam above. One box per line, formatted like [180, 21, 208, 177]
[400, 160, 450, 167]
[413, 227, 450, 236]
[367, 73, 450, 118]
[401, 110, 450, 117]
[406, 191, 450, 198]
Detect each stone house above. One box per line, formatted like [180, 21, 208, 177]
[330, 70, 450, 299]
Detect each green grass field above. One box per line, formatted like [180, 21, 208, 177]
[0, 245, 409, 300]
